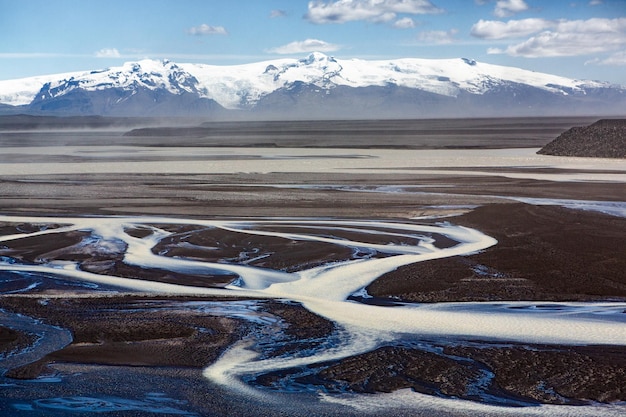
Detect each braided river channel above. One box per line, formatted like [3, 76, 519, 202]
[1, 132, 625, 415]
[1, 209, 625, 416]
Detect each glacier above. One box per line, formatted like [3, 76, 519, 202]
[0, 52, 623, 117]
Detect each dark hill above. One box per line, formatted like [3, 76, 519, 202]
[538, 119, 626, 158]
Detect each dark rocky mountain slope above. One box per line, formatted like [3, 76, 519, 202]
[538, 119, 626, 158]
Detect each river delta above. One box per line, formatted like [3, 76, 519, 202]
[0, 118, 625, 416]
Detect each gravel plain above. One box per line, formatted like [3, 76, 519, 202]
[0, 116, 625, 416]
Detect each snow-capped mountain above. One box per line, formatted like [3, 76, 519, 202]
[1, 53, 624, 118]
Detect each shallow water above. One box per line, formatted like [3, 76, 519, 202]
[1, 146, 626, 182]
[1, 134, 625, 414]
[0, 213, 624, 415]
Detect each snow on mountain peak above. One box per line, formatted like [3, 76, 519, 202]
[462, 58, 477, 66]
[300, 52, 336, 65]
[28, 59, 202, 103]
[0, 71, 84, 106]
[0, 53, 617, 110]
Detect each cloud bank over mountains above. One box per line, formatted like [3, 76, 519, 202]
[289, 0, 626, 66]
[473, 17, 626, 59]
[2, 0, 624, 86]
[267, 39, 341, 54]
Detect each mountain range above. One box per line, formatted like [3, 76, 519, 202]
[1, 53, 624, 119]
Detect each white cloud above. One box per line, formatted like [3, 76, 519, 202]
[504, 31, 607, 57]
[393, 17, 416, 29]
[475, 17, 626, 58]
[270, 9, 288, 18]
[589, 0, 603, 5]
[494, 0, 529, 18]
[417, 29, 459, 44]
[95, 48, 121, 58]
[556, 17, 626, 33]
[267, 39, 341, 54]
[187, 24, 228, 36]
[305, 0, 442, 24]
[586, 50, 626, 65]
[471, 18, 553, 39]
[502, 18, 626, 57]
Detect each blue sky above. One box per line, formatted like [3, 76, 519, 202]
[1, 0, 625, 84]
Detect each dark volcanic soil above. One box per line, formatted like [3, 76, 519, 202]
[0, 326, 35, 358]
[0, 295, 337, 381]
[0, 296, 243, 379]
[444, 344, 626, 404]
[369, 203, 626, 302]
[538, 118, 626, 158]
[271, 343, 626, 405]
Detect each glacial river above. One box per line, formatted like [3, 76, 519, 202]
[1, 143, 625, 415]
[1, 211, 625, 416]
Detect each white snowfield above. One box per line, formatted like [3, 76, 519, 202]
[0, 71, 83, 106]
[0, 52, 610, 109]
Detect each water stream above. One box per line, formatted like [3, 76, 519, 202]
[0, 212, 624, 415]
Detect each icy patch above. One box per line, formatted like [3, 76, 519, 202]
[511, 197, 626, 218]
[29, 395, 195, 415]
[320, 389, 626, 417]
